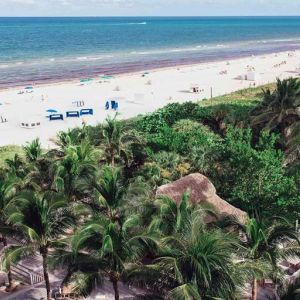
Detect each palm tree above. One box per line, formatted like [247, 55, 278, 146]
[251, 78, 300, 132]
[55, 128, 87, 150]
[5, 154, 26, 178]
[251, 78, 300, 160]
[101, 115, 143, 167]
[162, 230, 240, 299]
[239, 218, 300, 300]
[52, 141, 99, 200]
[7, 190, 75, 299]
[52, 214, 152, 300]
[86, 166, 126, 225]
[0, 173, 20, 289]
[129, 213, 247, 299]
[148, 191, 217, 237]
[23, 138, 42, 163]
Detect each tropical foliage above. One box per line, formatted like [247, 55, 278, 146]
[0, 79, 299, 299]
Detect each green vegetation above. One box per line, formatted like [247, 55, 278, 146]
[0, 78, 299, 299]
[0, 145, 24, 169]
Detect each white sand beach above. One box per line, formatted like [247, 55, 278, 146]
[0, 50, 299, 148]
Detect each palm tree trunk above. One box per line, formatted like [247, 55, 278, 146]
[41, 247, 51, 300]
[112, 279, 119, 300]
[2, 237, 13, 290]
[111, 152, 115, 167]
[252, 277, 257, 300]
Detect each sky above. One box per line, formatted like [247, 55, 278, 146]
[0, 0, 300, 17]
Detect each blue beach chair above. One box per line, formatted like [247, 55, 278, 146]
[111, 100, 116, 110]
[66, 111, 80, 118]
[49, 114, 64, 121]
[80, 109, 93, 116]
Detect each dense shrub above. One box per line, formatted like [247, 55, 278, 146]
[137, 102, 210, 133]
[213, 127, 300, 219]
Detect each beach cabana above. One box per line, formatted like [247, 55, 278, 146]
[246, 71, 257, 81]
[190, 84, 200, 93]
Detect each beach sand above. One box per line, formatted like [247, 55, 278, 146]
[0, 50, 299, 148]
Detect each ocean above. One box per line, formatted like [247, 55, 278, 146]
[1, 16, 300, 88]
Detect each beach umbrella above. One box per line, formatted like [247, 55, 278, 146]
[80, 78, 93, 83]
[46, 109, 57, 113]
[101, 75, 115, 80]
[25, 86, 33, 90]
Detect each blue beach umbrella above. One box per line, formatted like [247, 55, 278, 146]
[25, 86, 34, 90]
[101, 75, 115, 80]
[80, 78, 93, 83]
[46, 109, 57, 113]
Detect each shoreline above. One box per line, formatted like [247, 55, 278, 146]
[0, 46, 299, 92]
[0, 48, 299, 148]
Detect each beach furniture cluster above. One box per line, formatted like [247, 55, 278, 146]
[49, 109, 93, 121]
[0, 116, 7, 123]
[80, 78, 93, 86]
[190, 84, 204, 93]
[237, 68, 259, 81]
[18, 86, 34, 94]
[105, 100, 119, 110]
[273, 61, 287, 68]
[73, 100, 85, 107]
[190, 84, 200, 93]
[21, 120, 41, 129]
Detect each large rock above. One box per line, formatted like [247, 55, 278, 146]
[156, 173, 248, 224]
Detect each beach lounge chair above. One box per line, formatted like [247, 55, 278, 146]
[111, 100, 116, 109]
[105, 101, 109, 110]
[49, 114, 64, 121]
[66, 111, 80, 118]
[80, 109, 93, 116]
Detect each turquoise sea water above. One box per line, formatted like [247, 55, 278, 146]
[1, 17, 300, 87]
